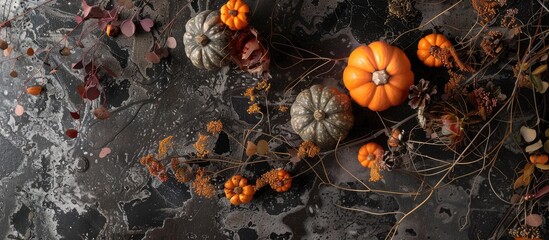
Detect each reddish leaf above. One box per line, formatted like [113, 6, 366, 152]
[99, 147, 111, 158]
[82, 0, 92, 18]
[70, 111, 80, 120]
[26, 47, 35, 56]
[166, 37, 177, 49]
[72, 60, 84, 69]
[535, 185, 549, 199]
[86, 87, 100, 100]
[66, 129, 78, 138]
[145, 52, 161, 64]
[121, 20, 135, 37]
[14, 104, 24, 116]
[85, 73, 99, 87]
[75, 16, 83, 24]
[140, 18, 154, 32]
[76, 85, 85, 97]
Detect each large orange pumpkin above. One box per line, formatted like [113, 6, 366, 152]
[224, 175, 255, 205]
[417, 33, 452, 67]
[358, 142, 384, 169]
[343, 41, 414, 111]
[220, 0, 250, 30]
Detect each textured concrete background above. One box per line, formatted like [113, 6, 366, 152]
[0, 0, 543, 239]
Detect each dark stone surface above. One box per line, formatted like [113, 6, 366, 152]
[0, 0, 546, 239]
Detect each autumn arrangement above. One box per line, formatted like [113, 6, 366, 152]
[2, 0, 548, 239]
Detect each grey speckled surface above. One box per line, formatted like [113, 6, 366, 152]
[0, 0, 546, 239]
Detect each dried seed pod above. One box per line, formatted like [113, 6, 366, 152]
[26, 85, 42, 96]
[93, 106, 110, 120]
[0, 39, 8, 50]
[59, 47, 71, 56]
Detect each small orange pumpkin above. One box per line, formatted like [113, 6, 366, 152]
[272, 169, 292, 192]
[224, 175, 255, 205]
[358, 142, 384, 168]
[529, 154, 548, 164]
[417, 33, 452, 67]
[26, 85, 42, 96]
[220, 0, 250, 30]
[343, 41, 414, 111]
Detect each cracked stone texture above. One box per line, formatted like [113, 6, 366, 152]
[0, 0, 546, 239]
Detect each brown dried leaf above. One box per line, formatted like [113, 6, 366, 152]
[256, 140, 269, 155]
[26, 47, 35, 56]
[245, 141, 256, 157]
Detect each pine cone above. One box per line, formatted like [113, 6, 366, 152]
[409, 79, 437, 109]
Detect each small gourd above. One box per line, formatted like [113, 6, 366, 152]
[343, 41, 414, 111]
[290, 85, 354, 149]
[183, 10, 232, 69]
[358, 142, 384, 168]
[272, 169, 292, 192]
[220, 0, 250, 30]
[224, 175, 255, 205]
[417, 33, 452, 67]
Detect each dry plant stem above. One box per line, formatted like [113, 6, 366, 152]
[335, 204, 405, 216]
[448, 46, 474, 72]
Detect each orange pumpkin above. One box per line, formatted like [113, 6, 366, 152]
[358, 142, 384, 168]
[529, 154, 548, 164]
[272, 169, 292, 192]
[26, 85, 42, 96]
[224, 175, 255, 205]
[417, 33, 452, 67]
[343, 41, 414, 111]
[220, 0, 250, 30]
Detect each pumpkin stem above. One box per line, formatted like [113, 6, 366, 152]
[195, 34, 210, 46]
[372, 70, 389, 85]
[229, 10, 238, 16]
[233, 186, 242, 194]
[367, 153, 375, 161]
[313, 110, 326, 121]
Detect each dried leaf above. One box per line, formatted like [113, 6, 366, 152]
[0, 39, 8, 50]
[3, 46, 13, 57]
[242, 39, 260, 60]
[520, 126, 536, 143]
[524, 162, 535, 176]
[9, 70, 17, 78]
[101, 65, 118, 77]
[117, 0, 134, 9]
[26, 47, 34, 56]
[93, 106, 110, 120]
[59, 47, 71, 56]
[26, 86, 42, 96]
[245, 141, 256, 157]
[14, 104, 24, 116]
[532, 64, 547, 75]
[145, 52, 161, 64]
[513, 174, 530, 189]
[256, 140, 269, 155]
[72, 60, 84, 69]
[66, 129, 78, 138]
[166, 37, 177, 49]
[99, 147, 111, 158]
[535, 164, 549, 170]
[525, 140, 543, 153]
[70, 111, 80, 120]
[154, 48, 169, 58]
[121, 20, 135, 37]
[525, 214, 542, 227]
[139, 18, 154, 32]
[75, 16, 83, 24]
[510, 194, 521, 203]
[544, 139, 549, 153]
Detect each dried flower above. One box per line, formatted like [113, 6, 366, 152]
[247, 103, 261, 114]
[171, 158, 193, 183]
[430, 46, 453, 68]
[297, 141, 320, 158]
[243, 87, 256, 102]
[443, 70, 465, 99]
[206, 120, 223, 135]
[508, 225, 541, 239]
[278, 105, 288, 112]
[409, 79, 437, 109]
[192, 168, 215, 198]
[471, 0, 498, 24]
[139, 154, 168, 182]
[193, 133, 210, 158]
[469, 83, 503, 120]
[369, 160, 383, 182]
[158, 136, 174, 159]
[502, 8, 521, 35]
[480, 31, 503, 58]
[387, 0, 419, 22]
[255, 169, 292, 191]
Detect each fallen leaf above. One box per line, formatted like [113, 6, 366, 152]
[85, 86, 100, 100]
[82, 0, 92, 18]
[145, 52, 161, 64]
[166, 37, 177, 49]
[99, 147, 111, 158]
[14, 104, 24, 116]
[535, 164, 549, 170]
[59, 47, 71, 56]
[9, 70, 17, 78]
[534, 185, 549, 199]
[525, 214, 542, 227]
[70, 111, 80, 120]
[66, 129, 78, 138]
[140, 18, 154, 32]
[3, 46, 13, 57]
[520, 126, 536, 143]
[245, 141, 256, 157]
[93, 106, 110, 120]
[525, 140, 543, 153]
[121, 20, 135, 37]
[256, 140, 269, 155]
[26, 47, 34, 56]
